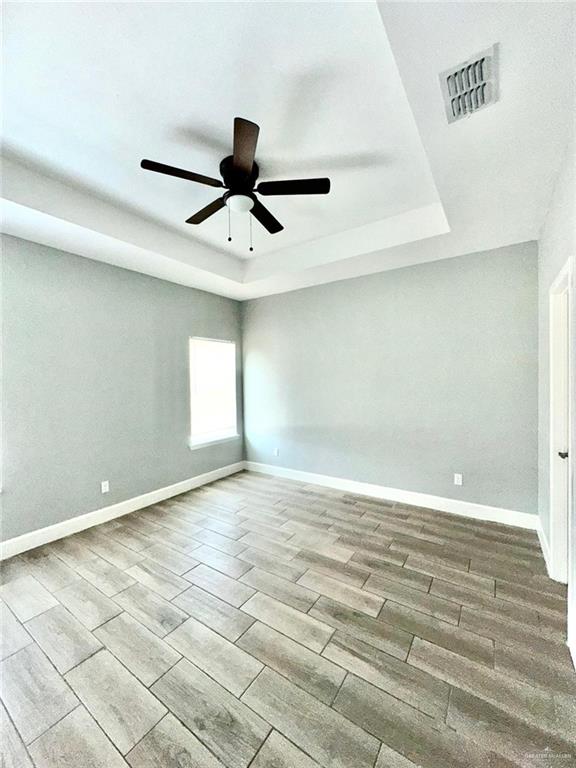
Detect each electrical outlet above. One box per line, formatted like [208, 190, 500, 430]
[273, 447, 280, 457]
[453, 473, 463, 486]
[101, 480, 110, 494]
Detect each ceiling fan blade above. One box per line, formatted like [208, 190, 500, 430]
[141, 159, 223, 188]
[256, 178, 331, 196]
[251, 199, 283, 234]
[185, 197, 226, 224]
[233, 118, 260, 176]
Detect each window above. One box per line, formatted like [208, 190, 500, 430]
[189, 337, 238, 448]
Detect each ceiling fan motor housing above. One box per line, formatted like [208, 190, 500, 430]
[220, 155, 259, 192]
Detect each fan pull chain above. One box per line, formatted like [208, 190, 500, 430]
[227, 206, 232, 242]
[249, 214, 254, 252]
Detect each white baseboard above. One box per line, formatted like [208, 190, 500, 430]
[537, 519, 570, 584]
[537, 521, 553, 577]
[569, 634, 576, 670]
[0, 459, 541, 559]
[0, 462, 244, 560]
[245, 461, 538, 530]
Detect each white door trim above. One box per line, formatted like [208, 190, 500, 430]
[548, 258, 572, 583]
[547, 256, 575, 668]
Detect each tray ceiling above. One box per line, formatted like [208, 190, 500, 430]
[1, 2, 573, 299]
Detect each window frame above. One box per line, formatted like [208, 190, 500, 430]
[188, 336, 239, 450]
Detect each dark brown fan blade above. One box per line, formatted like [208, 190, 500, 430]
[233, 118, 260, 176]
[256, 178, 331, 196]
[141, 159, 223, 188]
[251, 199, 283, 234]
[186, 197, 226, 224]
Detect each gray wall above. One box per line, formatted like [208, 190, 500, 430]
[537, 137, 576, 541]
[1, 235, 243, 540]
[243, 242, 539, 516]
[1, 233, 541, 542]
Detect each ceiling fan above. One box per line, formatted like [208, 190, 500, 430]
[140, 117, 331, 235]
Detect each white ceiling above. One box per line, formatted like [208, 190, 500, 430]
[1, 2, 574, 299]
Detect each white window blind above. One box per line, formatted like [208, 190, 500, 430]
[189, 337, 238, 447]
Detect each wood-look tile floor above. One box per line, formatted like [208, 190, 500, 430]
[1, 471, 574, 768]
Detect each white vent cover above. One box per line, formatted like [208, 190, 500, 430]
[439, 45, 499, 123]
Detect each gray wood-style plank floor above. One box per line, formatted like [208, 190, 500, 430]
[1, 471, 574, 768]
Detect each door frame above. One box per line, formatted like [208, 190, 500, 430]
[548, 258, 572, 583]
[548, 256, 575, 668]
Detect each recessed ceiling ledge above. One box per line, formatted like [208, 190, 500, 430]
[243, 202, 450, 283]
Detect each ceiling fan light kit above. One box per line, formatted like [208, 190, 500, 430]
[140, 117, 331, 249]
[225, 194, 254, 213]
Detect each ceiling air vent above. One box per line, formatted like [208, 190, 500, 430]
[439, 44, 499, 124]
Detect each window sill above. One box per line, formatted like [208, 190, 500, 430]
[188, 432, 240, 451]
